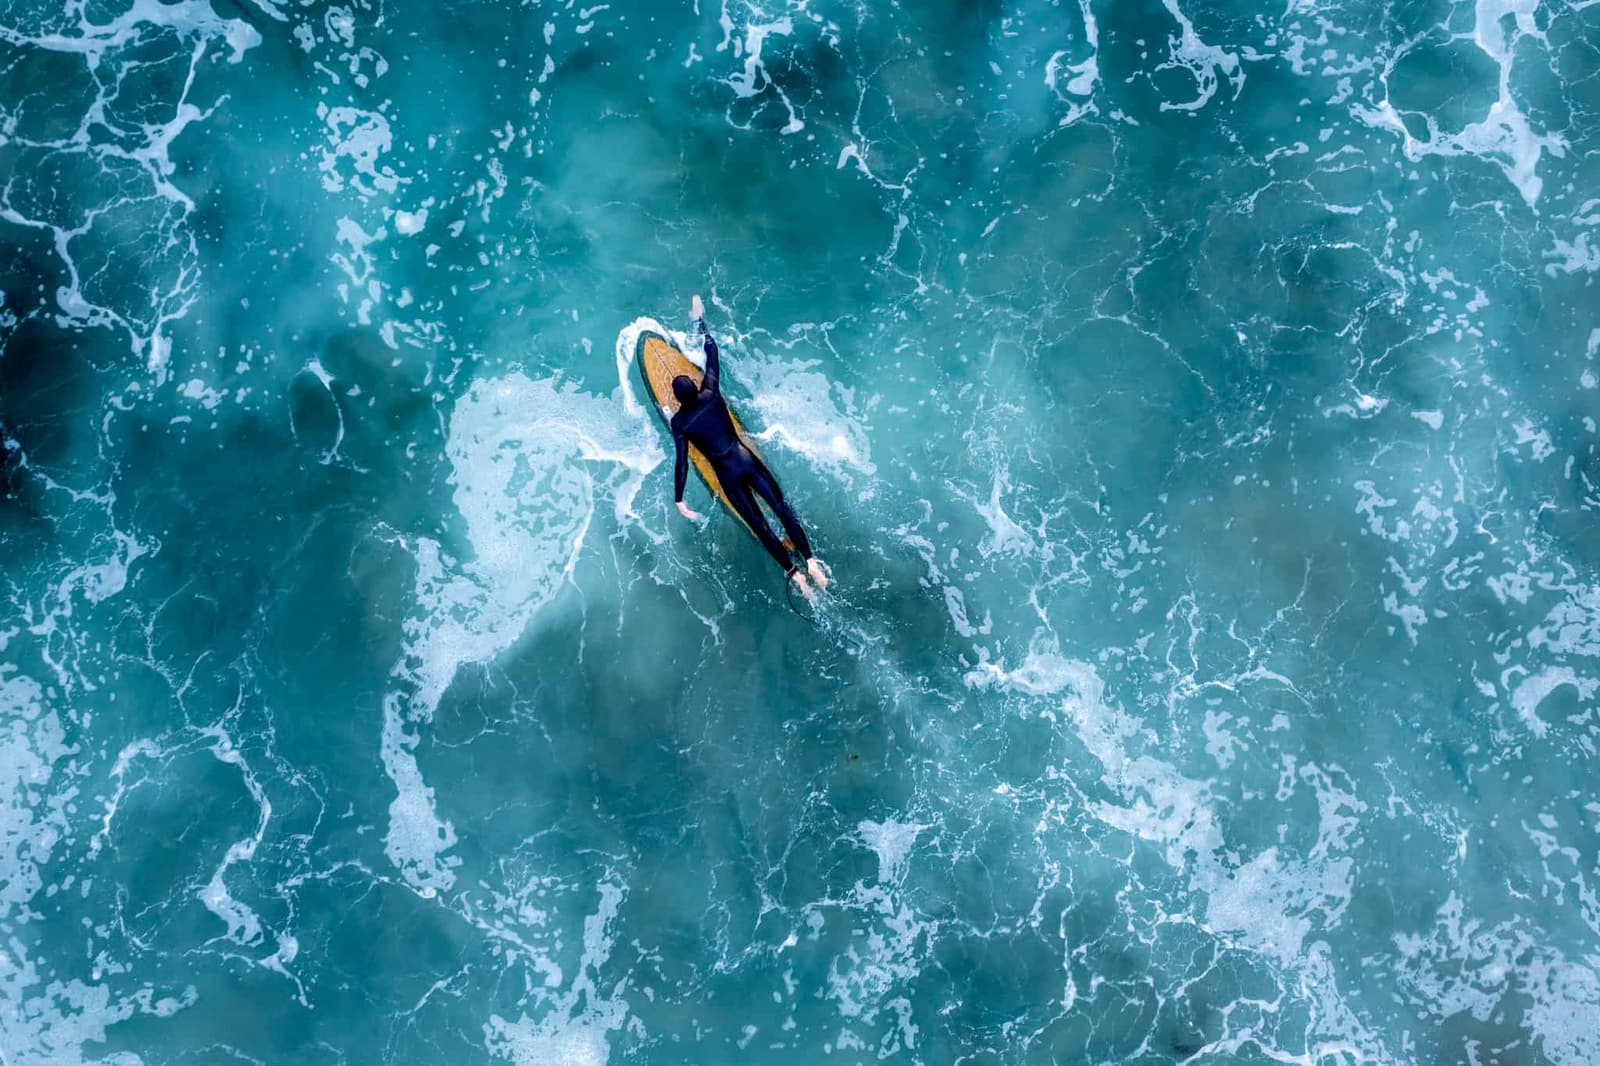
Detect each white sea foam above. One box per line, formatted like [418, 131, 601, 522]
[1351, 0, 1563, 205]
[1155, 0, 1242, 112]
[820, 881, 928, 1057]
[394, 206, 428, 235]
[898, 529, 991, 639]
[857, 819, 927, 885]
[381, 374, 659, 893]
[970, 467, 1037, 558]
[9, 0, 262, 63]
[331, 217, 385, 328]
[2, 618, 196, 1060]
[1411, 409, 1444, 430]
[1394, 894, 1600, 1065]
[318, 105, 402, 197]
[291, 358, 346, 463]
[0, 0, 259, 377]
[193, 725, 307, 1000]
[741, 349, 875, 484]
[484, 881, 632, 1065]
[178, 378, 225, 411]
[1546, 232, 1600, 275]
[196, 727, 270, 947]
[1509, 666, 1595, 737]
[1043, 0, 1101, 125]
[0, 672, 69, 918]
[718, 9, 804, 134]
[1529, 585, 1600, 657]
[968, 636, 1387, 1056]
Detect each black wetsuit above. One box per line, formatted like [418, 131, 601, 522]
[672, 321, 814, 576]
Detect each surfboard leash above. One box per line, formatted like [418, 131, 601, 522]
[784, 576, 817, 625]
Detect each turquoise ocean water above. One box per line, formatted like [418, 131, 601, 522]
[4, 0, 1600, 1062]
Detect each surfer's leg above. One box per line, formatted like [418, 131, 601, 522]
[726, 475, 798, 574]
[747, 458, 814, 560]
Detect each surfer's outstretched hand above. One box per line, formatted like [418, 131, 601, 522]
[806, 557, 830, 590]
[677, 501, 704, 522]
[790, 571, 815, 599]
[691, 294, 705, 321]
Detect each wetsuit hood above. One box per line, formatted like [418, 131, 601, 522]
[671, 375, 699, 408]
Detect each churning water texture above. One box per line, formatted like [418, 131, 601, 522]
[3, 0, 1600, 1063]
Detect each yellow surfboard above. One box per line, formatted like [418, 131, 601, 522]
[636, 330, 792, 548]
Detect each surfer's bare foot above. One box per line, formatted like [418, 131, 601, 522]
[790, 571, 814, 598]
[806, 557, 830, 590]
[677, 501, 703, 522]
[691, 295, 705, 320]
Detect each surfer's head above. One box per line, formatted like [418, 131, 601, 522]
[671, 375, 699, 408]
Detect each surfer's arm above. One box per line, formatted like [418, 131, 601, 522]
[699, 323, 720, 398]
[673, 441, 703, 522]
[672, 427, 689, 503]
[688, 294, 720, 398]
[672, 437, 702, 519]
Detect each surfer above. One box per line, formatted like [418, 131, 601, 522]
[672, 296, 829, 596]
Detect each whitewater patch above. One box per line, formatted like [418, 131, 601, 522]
[740, 348, 875, 485]
[1351, 0, 1563, 205]
[858, 819, 927, 886]
[1044, 0, 1102, 126]
[318, 105, 402, 198]
[1155, 0, 1243, 112]
[380, 373, 659, 894]
[1394, 893, 1600, 1065]
[1529, 584, 1600, 658]
[483, 880, 635, 1066]
[1508, 666, 1596, 738]
[0, 671, 70, 920]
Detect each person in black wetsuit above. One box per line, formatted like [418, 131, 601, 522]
[671, 295, 829, 596]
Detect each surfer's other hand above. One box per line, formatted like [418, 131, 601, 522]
[790, 571, 814, 598]
[806, 557, 830, 590]
[691, 295, 705, 321]
[677, 501, 704, 522]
